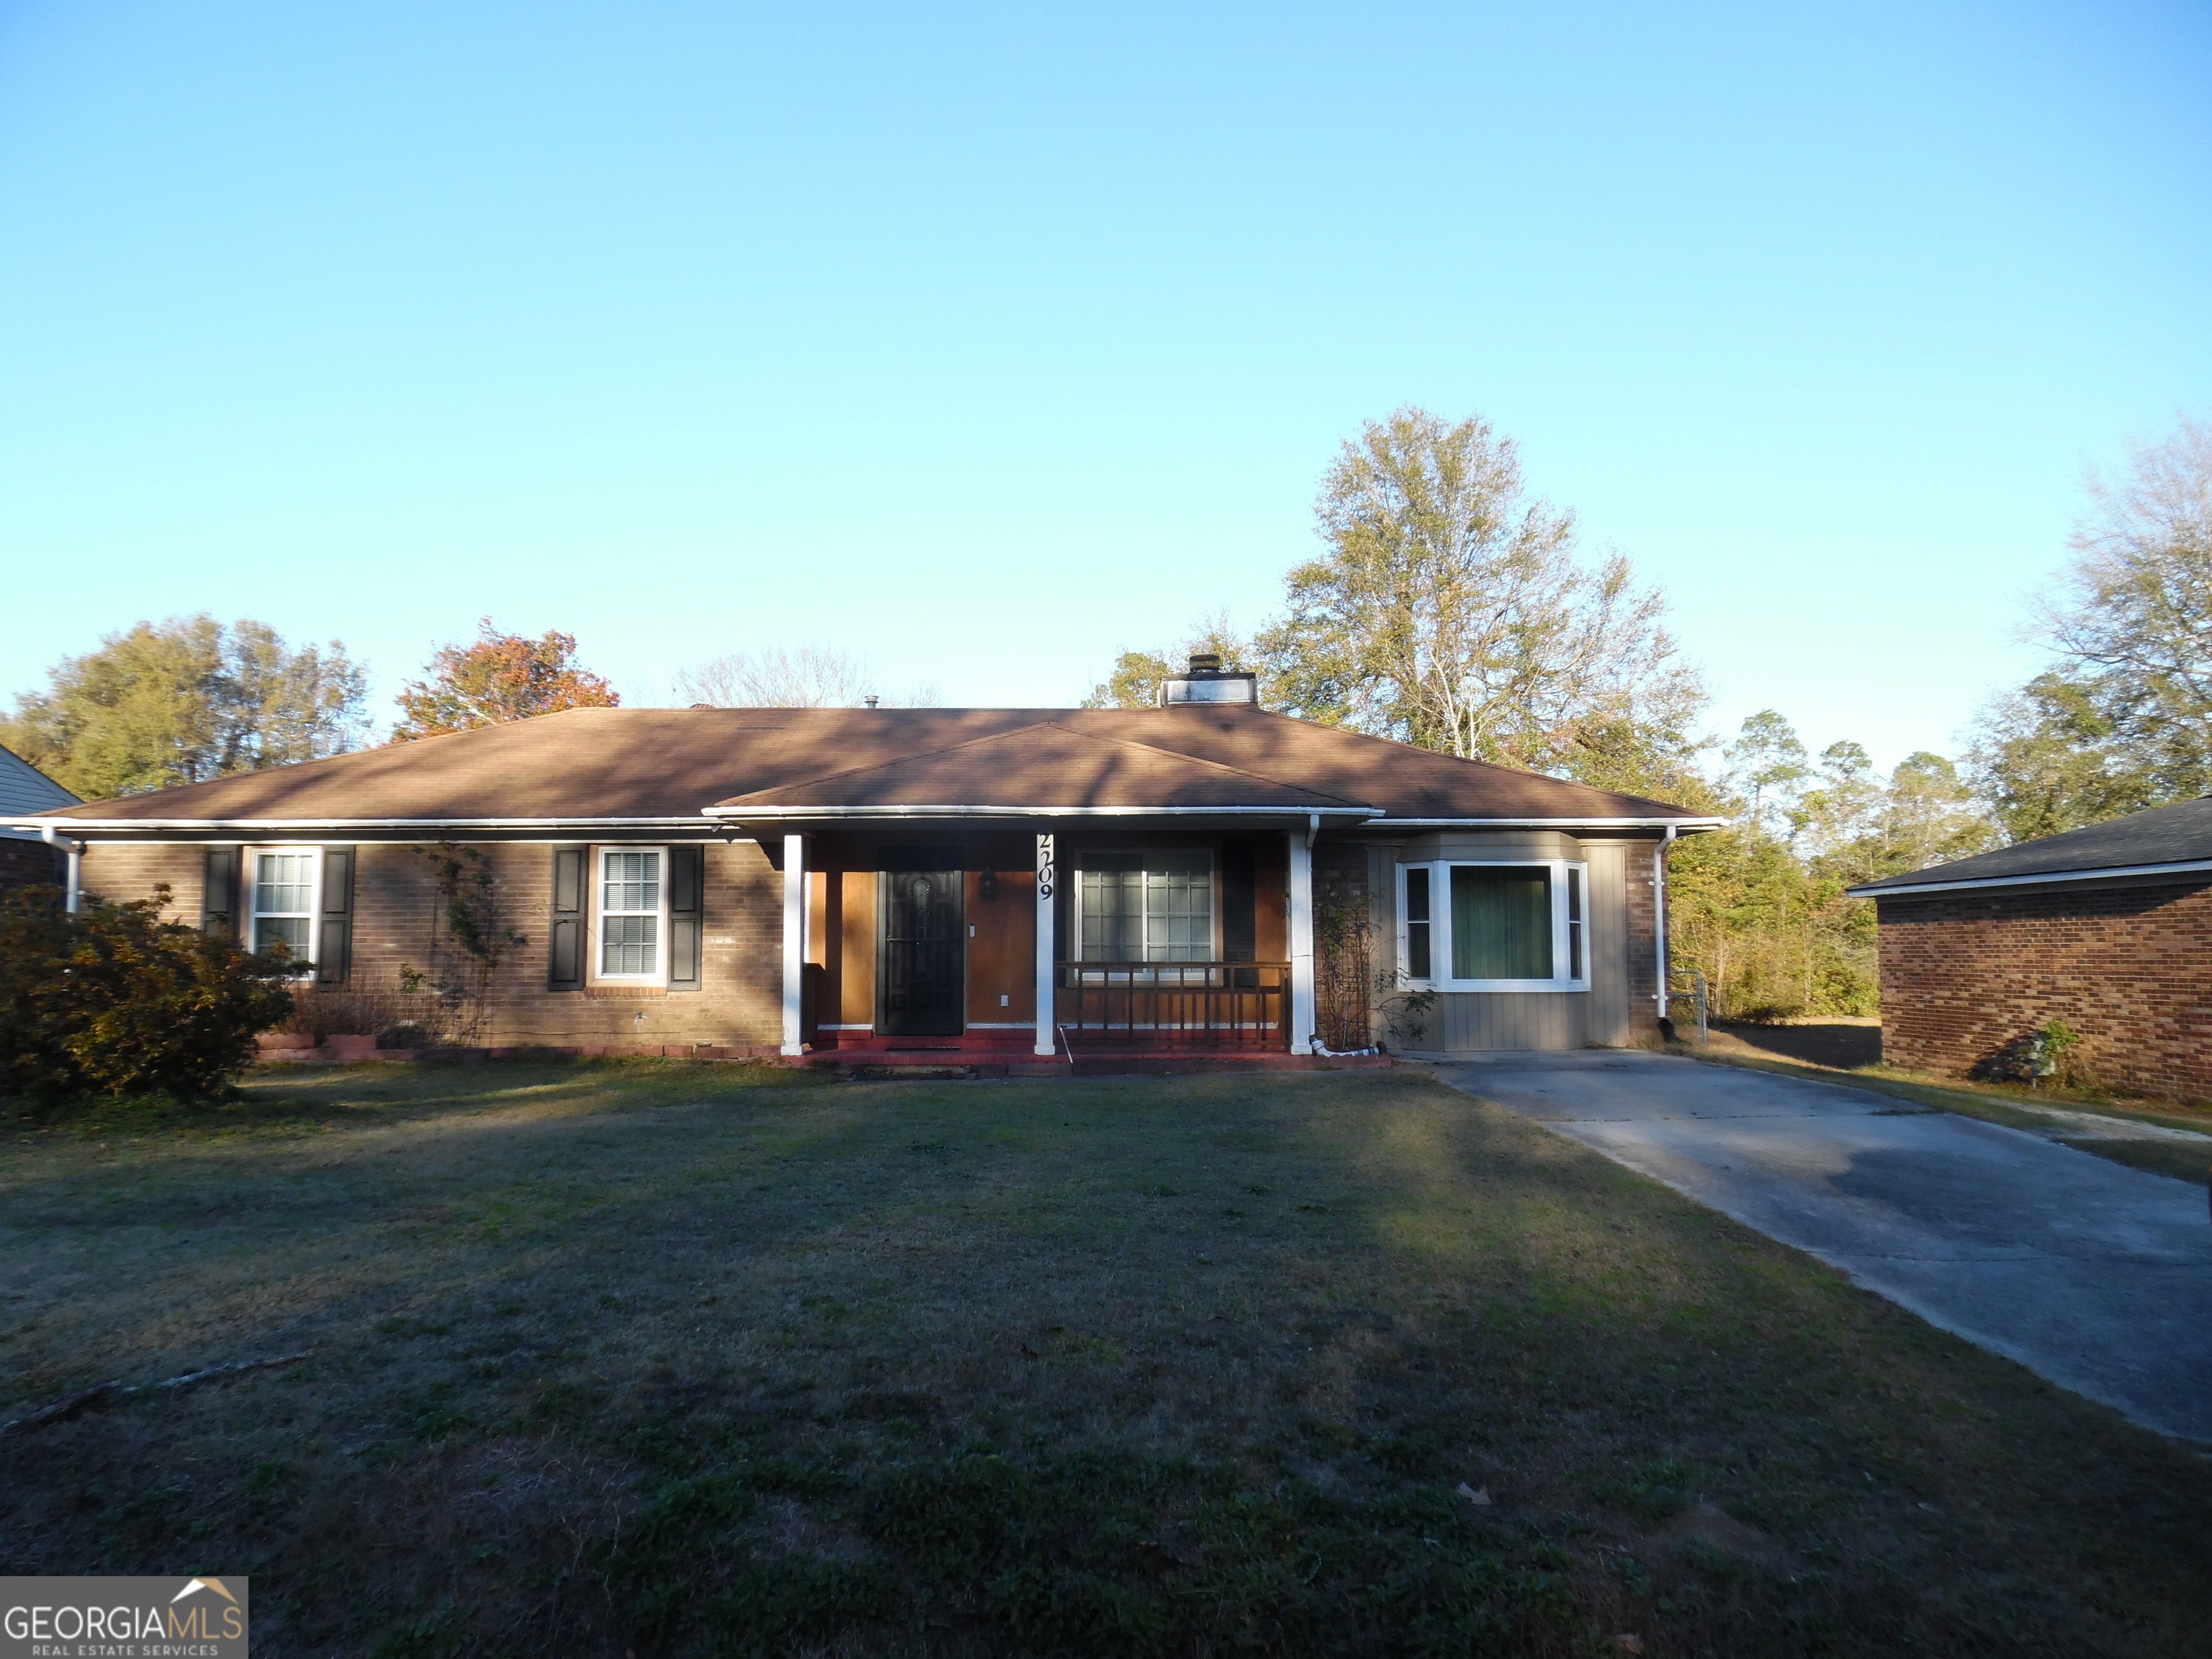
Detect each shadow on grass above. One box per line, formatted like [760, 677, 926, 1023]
[3, 1071, 2209, 1658]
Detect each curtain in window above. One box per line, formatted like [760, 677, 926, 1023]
[1450, 866, 1552, 980]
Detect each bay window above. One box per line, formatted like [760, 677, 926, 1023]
[1398, 859, 1588, 990]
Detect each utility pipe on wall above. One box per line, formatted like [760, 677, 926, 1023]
[41, 824, 84, 914]
[1653, 825, 1676, 1020]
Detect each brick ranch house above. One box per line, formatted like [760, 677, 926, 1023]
[14, 662, 1721, 1061]
[1850, 795, 2212, 1102]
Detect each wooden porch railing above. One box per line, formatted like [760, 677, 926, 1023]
[1054, 962, 1288, 1048]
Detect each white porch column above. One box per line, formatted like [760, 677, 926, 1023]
[1287, 822, 1316, 1053]
[1034, 832, 1057, 1056]
[781, 832, 806, 1056]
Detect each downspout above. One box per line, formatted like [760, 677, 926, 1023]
[41, 824, 84, 914]
[1653, 825, 1675, 1022]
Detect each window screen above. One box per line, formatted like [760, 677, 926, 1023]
[1449, 866, 1553, 980]
[1403, 866, 1431, 979]
[253, 851, 316, 967]
[600, 850, 662, 977]
[1078, 851, 1213, 961]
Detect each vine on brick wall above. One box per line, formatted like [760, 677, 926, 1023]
[405, 844, 527, 1046]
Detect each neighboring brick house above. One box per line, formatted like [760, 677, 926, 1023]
[0, 743, 78, 893]
[9, 660, 1719, 1058]
[1851, 797, 2212, 1102]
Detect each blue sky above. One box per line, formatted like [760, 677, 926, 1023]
[1, 1, 2206, 773]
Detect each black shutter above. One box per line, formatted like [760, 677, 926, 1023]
[549, 847, 586, 991]
[316, 847, 354, 985]
[668, 845, 703, 991]
[202, 847, 240, 939]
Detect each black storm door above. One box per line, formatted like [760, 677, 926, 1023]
[878, 858, 964, 1036]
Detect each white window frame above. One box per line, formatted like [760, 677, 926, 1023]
[243, 845, 323, 976]
[592, 845, 670, 986]
[1072, 847, 1219, 963]
[1396, 859, 1590, 994]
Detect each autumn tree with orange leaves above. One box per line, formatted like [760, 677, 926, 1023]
[391, 619, 619, 741]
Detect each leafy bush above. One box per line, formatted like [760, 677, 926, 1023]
[0, 884, 297, 1100]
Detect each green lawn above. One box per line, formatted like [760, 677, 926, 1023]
[4, 1062, 2209, 1658]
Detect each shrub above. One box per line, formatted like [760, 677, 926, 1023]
[0, 884, 297, 1100]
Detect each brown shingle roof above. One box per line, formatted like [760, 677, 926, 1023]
[712, 722, 1365, 814]
[27, 704, 1716, 829]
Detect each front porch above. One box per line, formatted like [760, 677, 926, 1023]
[762, 826, 1322, 1060]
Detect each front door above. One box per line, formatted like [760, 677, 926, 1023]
[878, 861, 964, 1036]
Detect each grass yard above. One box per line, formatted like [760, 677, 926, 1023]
[4, 1062, 2210, 1658]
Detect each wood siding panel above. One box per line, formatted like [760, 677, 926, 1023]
[835, 870, 876, 1029]
[965, 869, 1035, 1025]
[1254, 835, 1287, 962]
[1364, 831, 1663, 1053]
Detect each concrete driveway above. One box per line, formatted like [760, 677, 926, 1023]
[1430, 1051, 2212, 1444]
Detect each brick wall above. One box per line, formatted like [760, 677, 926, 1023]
[80, 844, 202, 921]
[79, 839, 786, 1051]
[1629, 841, 1663, 1038]
[1313, 840, 1372, 1047]
[1876, 880, 2212, 1102]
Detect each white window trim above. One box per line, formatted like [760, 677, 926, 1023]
[591, 844, 670, 986]
[1397, 858, 1590, 994]
[1071, 847, 1220, 963]
[243, 845, 323, 976]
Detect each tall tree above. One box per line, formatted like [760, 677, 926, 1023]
[1, 616, 367, 800]
[392, 619, 619, 741]
[2038, 415, 2212, 790]
[1972, 414, 2212, 837]
[671, 645, 939, 709]
[1723, 710, 1809, 840]
[1965, 673, 2154, 843]
[1257, 407, 1707, 799]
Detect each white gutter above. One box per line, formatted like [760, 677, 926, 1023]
[41, 824, 84, 914]
[1847, 858, 2212, 900]
[1367, 817, 1729, 830]
[1654, 824, 1675, 1017]
[9, 816, 721, 834]
[14, 807, 1727, 835]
